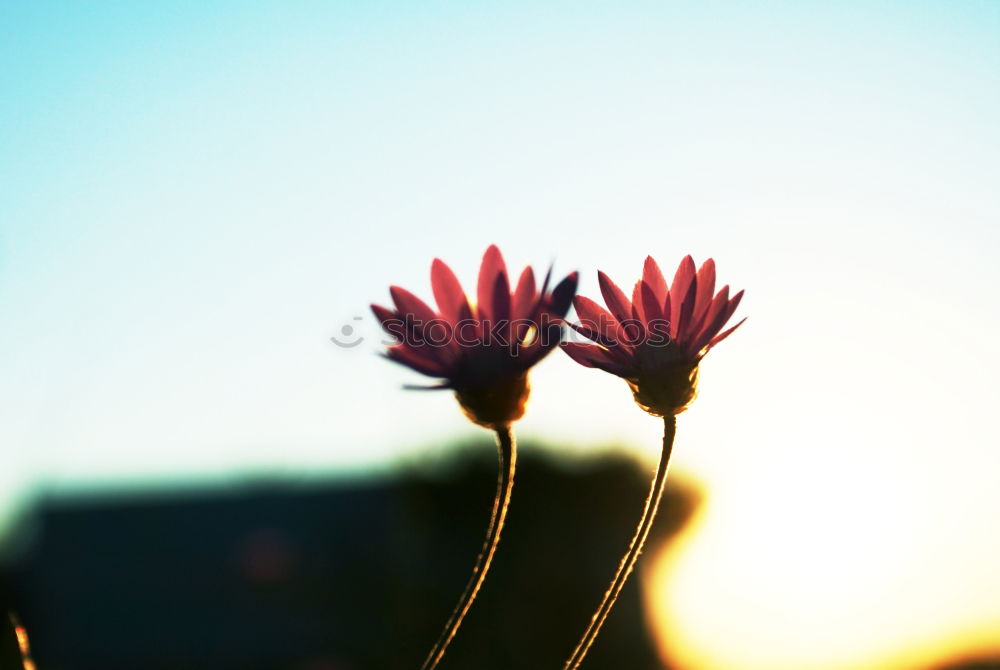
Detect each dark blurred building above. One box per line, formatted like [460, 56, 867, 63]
[1, 443, 699, 670]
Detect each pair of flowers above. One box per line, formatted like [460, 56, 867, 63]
[372, 245, 744, 670]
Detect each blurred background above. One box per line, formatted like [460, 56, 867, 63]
[2, 1, 999, 668]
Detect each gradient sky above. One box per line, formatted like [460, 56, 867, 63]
[3, 2, 1000, 668]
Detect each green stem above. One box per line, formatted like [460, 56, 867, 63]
[563, 415, 677, 670]
[419, 426, 517, 670]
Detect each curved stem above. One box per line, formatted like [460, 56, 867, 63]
[563, 416, 677, 670]
[419, 425, 517, 670]
[3, 612, 32, 670]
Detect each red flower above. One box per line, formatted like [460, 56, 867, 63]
[372, 244, 577, 427]
[562, 255, 744, 416]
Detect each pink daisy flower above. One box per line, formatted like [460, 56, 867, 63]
[372, 244, 577, 427]
[369, 244, 576, 670]
[559, 254, 745, 669]
[562, 254, 744, 416]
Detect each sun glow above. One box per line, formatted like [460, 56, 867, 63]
[644, 435, 1000, 670]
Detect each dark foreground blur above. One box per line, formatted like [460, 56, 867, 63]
[0, 441, 699, 670]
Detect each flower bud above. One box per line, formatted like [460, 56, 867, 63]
[455, 373, 530, 429]
[627, 363, 699, 417]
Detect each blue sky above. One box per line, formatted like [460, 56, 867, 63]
[2, 3, 1000, 665]
[4, 1, 998, 481]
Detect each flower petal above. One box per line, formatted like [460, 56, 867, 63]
[519, 321, 565, 367]
[547, 271, 578, 319]
[640, 282, 663, 324]
[674, 275, 698, 343]
[688, 286, 737, 355]
[538, 264, 553, 297]
[385, 345, 449, 377]
[560, 342, 632, 376]
[687, 285, 728, 354]
[721, 289, 745, 326]
[491, 269, 512, 324]
[598, 271, 633, 324]
[643, 256, 669, 305]
[631, 280, 646, 324]
[708, 316, 746, 349]
[431, 259, 472, 325]
[511, 266, 536, 322]
[662, 291, 671, 333]
[567, 322, 631, 359]
[669, 255, 696, 336]
[390, 286, 437, 324]
[370, 303, 400, 331]
[692, 258, 716, 324]
[477, 244, 508, 322]
[560, 341, 599, 367]
[390, 286, 461, 360]
[574, 295, 625, 345]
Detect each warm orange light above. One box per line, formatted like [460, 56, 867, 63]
[9, 614, 35, 670]
[642, 439, 1000, 670]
